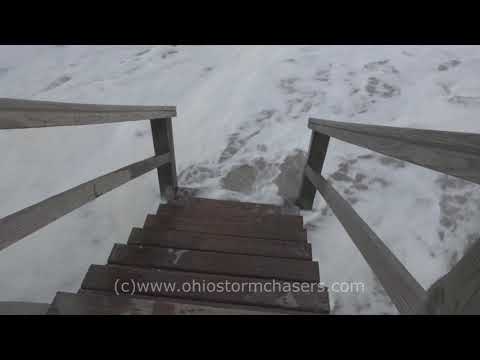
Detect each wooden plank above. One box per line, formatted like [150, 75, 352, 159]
[156, 206, 304, 229]
[157, 202, 296, 218]
[143, 214, 307, 242]
[460, 290, 480, 315]
[305, 166, 427, 314]
[0, 153, 170, 251]
[295, 131, 330, 210]
[0, 302, 49, 315]
[0, 98, 176, 129]
[48, 291, 293, 315]
[81, 265, 330, 313]
[77, 290, 320, 315]
[168, 194, 285, 213]
[424, 238, 480, 314]
[127, 228, 313, 259]
[108, 243, 320, 282]
[309, 118, 480, 186]
[151, 118, 177, 200]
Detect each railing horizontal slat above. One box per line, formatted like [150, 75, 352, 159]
[0, 153, 170, 251]
[0, 98, 177, 129]
[309, 118, 480, 186]
[305, 166, 427, 314]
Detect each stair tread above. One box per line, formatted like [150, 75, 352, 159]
[157, 205, 304, 229]
[49, 291, 316, 315]
[170, 194, 286, 213]
[127, 228, 312, 260]
[108, 243, 319, 282]
[144, 215, 307, 242]
[81, 265, 330, 313]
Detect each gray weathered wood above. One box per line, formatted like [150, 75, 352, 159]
[151, 118, 177, 200]
[0, 98, 176, 129]
[0, 153, 170, 251]
[309, 118, 480, 186]
[305, 166, 427, 314]
[295, 131, 330, 210]
[424, 238, 480, 314]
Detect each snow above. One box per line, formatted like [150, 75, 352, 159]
[1, 45, 480, 314]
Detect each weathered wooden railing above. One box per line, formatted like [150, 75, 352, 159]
[296, 118, 480, 314]
[0, 98, 178, 252]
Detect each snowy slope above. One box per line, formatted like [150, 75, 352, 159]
[1, 45, 480, 314]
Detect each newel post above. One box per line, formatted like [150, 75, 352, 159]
[150, 118, 178, 201]
[295, 130, 330, 210]
[422, 238, 480, 314]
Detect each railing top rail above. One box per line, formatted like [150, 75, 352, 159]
[308, 118, 480, 186]
[309, 118, 480, 154]
[0, 153, 171, 252]
[0, 98, 177, 129]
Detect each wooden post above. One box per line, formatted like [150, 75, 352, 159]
[424, 238, 480, 314]
[295, 131, 330, 210]
[150, 118, 178, 201]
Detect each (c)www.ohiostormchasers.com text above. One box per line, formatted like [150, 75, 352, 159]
[114, 278, 365, 296]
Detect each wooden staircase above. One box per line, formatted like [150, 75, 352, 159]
[3, 98, 480, 314]
[47, 195, 330, 315]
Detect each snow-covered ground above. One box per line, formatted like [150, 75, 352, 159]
[1, 45, 479, 314]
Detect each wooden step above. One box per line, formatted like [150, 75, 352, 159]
[168, 195, 287, 215]
[127, 228, 312, 259]
[0, 302, 49, 315]
[108, 244, 320, 282]
[64, 290, 320, 314]
[77, 289, 320, 315]
[143, 215, 307, 242]
[48, 291, 307, 315]
[157, 205, 304, 229]
[81, 265, 330, 313]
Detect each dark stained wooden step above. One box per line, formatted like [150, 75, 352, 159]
[81, 265, 330, 313]
[127, 228, 312, 260]
[108, 244, 320, 282]
[156, 205, 304, 229]
[168, 195, 287, 215]
[77, 289, 320, 315]
[0, 302, 49, 315]
[143, 215, 307, 242]
[48, 291, 306, 315]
